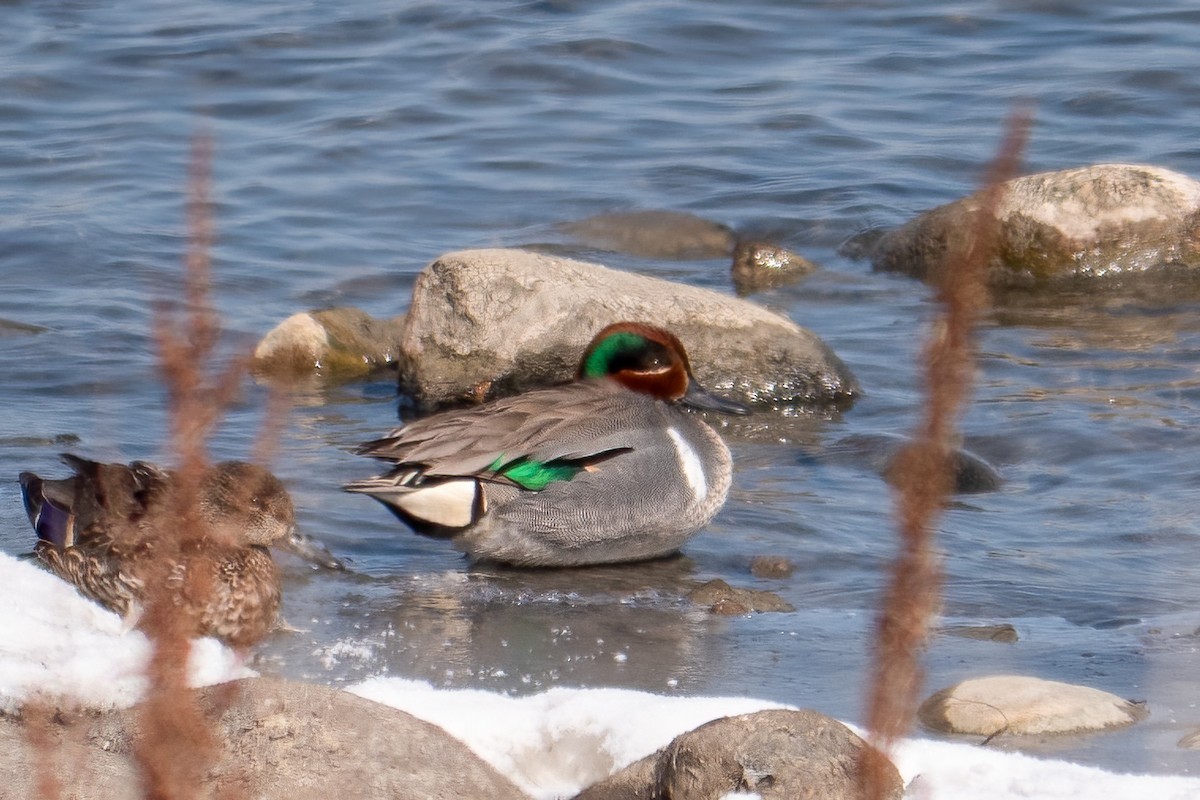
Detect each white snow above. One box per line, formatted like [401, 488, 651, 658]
[0, 551, 251, 712]
[3, 551, 1199, 800]
[350, 676, 788, 797]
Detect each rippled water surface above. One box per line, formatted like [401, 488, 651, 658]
[3, 0, 1200, 777]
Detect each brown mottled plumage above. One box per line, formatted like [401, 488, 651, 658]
[18, 455, 297, 647]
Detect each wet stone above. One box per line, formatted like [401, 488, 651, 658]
[748, 555, 796, 579]
[253, 307, 405, 380]
[688, 579, 794, 615]
[731, 240, 818, 295]
[939, 623, 1019, 644]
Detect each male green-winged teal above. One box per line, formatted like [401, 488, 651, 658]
[18, 455, 331, 647]
[345, 321, 747, 567]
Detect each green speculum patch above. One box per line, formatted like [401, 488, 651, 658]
[488, 455, 582, 491]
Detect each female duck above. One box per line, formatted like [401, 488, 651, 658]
[19, 456, 310, 647]
[346, 321, 747, 567]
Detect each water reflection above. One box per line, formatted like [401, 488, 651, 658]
[264, 556, 735, 696]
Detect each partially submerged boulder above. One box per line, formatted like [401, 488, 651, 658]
[253, 307, 404, 380]
[731, 240, 818, 295]
[1, 678, 530, 800]
[826, 433, 1003, 494]
[0, 316, 48, 336]
[574, 708, 903, 800]
[748, 555, 795, 579]
[919, 675, 1148, 737]
[399, 248, 858, 411]
[938, 623, 1019, 644]
[558, 210, 818, 294]
[559, 210, 737, 260]
[869, 164, 1200, 290]
[687, 579, 795, 615]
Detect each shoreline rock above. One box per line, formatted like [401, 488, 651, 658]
[1, 677, 530, 800]
[573, 708, 903, 800]
[3, 678, 904, 800]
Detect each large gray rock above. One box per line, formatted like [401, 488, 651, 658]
[870, 164, 1200, 289]
[1, 678, 529, 800]
[399, 248, 858, 411]
[919, 675, 1148, 737]
[573, 708, 902, 800]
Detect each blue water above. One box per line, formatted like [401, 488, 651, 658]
[3, 0, 1200, 777]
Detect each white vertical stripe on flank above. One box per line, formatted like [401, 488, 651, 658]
[667, 426, 707, 502]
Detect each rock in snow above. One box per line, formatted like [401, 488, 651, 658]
[575, 708, 903, 800]
[919, 674, 1148, 737]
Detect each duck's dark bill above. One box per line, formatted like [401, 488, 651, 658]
[279, 530, 346, 570]
[682, 380, 750, 415]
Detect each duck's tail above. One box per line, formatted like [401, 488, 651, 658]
[344, 470, 483, 537]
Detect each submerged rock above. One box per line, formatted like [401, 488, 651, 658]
[0, 316, 49, 336]
[919, 675, 1148, 737]
[827, 433, 1003, 494]
[559, 210, 737, 260]
[558, 210, 818, 294]
[748, 555, 796, 579]
[1178, 729, 1200, 750]
[0, 678, 529, 800]
[688, 579, 794, 615]
[939, 623, 1019, 643]
[573, 708, 903, 800]
[400, 248, 858, 411]
[868, 164, 1200, 290]
[253, 307, 404, 380]
[731, 239, 818, 295]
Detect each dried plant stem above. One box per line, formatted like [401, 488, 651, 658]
[132, 131, 244, 800]
[860, 112, 1029, 799]
[27, 702, 64, 800]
